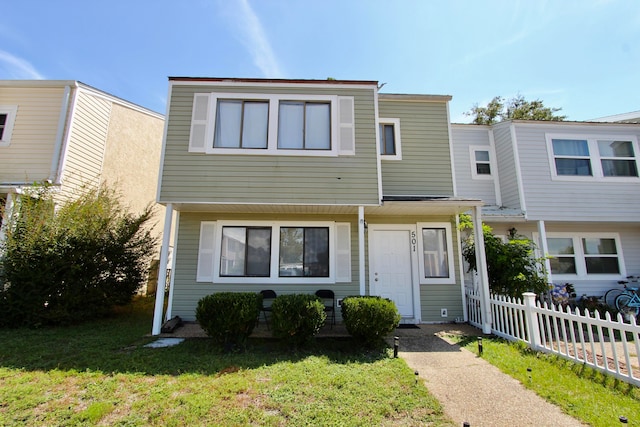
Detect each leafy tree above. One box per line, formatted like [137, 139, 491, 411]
[0, 184, 158, 327]
[466, 95, 566, 125]
[459, 214, 548, 298]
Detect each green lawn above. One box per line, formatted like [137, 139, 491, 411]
[453, 334, 640, 427]
[0, 298, 453, 426]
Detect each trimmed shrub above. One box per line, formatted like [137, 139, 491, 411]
[271, 294, 326, 347]
[196, 292, 262, 351]
[341, 296, 401, 345]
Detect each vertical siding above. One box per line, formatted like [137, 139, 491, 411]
[492, 122, 521, 209]
[160, 84, 379, 205]
[378, 100, 454, 195]
[60, 90, 111, 195]
[514, 122, 640, 221]
[0, 86, 66, 183]
[451, 125, 497, 204]
[170, 212, 361, 321]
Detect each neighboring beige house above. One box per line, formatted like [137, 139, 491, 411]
[0, 80, 165, 291]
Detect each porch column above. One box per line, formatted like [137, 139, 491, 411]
[164, 210, 180, 321]
[358, 206, 366, 295]
[472, 205, 492, 334]
[537, 220, 553, 286]
[0, 192, 15, 249]
[152, 203, 174, 336]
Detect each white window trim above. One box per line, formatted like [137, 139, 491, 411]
[536, 231, 627, 280]
[469, 145, 494, 180]
[0, 105, 18, 147]
[545, 133, 640, 182]
[379, 117, 402, 160]
[416, 222, 456, 285]
[192, 92, 341, 157]
[200, 220, 343, 285]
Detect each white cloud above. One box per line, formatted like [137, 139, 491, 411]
[232, 0, 284, 78]
[0, 49, 44, 79]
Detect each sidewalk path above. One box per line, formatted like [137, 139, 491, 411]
[394, 324, 587, 427]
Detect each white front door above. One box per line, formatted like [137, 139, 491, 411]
[369, 226, 418, 320]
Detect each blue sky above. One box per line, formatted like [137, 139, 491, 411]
[2, 0, 638, 122]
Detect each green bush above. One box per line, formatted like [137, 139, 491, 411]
[195, 292, 261, 351]
[0, 184, 157, 327]
[271, 294, 326, 347]
[341, 296, 401, 345]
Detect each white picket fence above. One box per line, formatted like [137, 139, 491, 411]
[465, 288, 640, 386]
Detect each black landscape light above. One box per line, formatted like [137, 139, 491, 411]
[393, 336, 399, 358]
[477, 337, 483, 356]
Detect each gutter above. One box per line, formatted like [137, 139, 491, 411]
[48, 83, 76, 184]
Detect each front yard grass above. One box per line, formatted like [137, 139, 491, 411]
[453, 334, 640, 427]
[0, 297, 453, 426]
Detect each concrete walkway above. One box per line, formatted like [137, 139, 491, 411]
[394, 324, 587, 427]
[162, 322, 587, 426]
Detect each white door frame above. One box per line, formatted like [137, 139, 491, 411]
[368, 224, 421, 323]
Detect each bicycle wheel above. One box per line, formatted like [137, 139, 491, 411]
[604, 288, 623, 308]
[615, 293, 640, 317]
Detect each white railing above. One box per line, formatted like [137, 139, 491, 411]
[465, 288, 640, 386]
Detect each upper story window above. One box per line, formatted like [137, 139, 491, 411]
[278, 102, 330, 150]
[0, 105, 18, 147]
[214, 100, 269, 149]
[546, 134, 639, 181]
[546, 233, 625, 279]
[189, 92, 355, 157]
[469, 145, 494, 179]
[378, 118, 402, 160]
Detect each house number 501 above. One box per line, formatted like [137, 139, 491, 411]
[411, 231, 417, 252]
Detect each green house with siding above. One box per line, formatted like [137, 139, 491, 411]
[151, 77, 488, 334]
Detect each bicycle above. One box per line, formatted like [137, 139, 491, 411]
[604, 276, 640, 318]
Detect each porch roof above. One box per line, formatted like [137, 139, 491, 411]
[165, 196, 483, 217]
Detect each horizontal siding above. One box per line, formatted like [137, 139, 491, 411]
[514, 123, 640, 221]
[379, 100, 454, 196]
[0, 87, 65, 183]
[61, 90, 111, 194]
[170, 212, 361, 321]
[160, 84, 379, 205]
[451, 125, 497, 204]
[492, 122, 520, 209]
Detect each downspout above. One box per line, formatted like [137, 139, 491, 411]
[358, 206, 366, 296]
[48, 84, 74, 184]
[152, 203, 174, 335]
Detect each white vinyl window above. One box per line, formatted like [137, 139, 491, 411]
[196, 221, 351, 284]
[214, 100, 269, 149]
[378, 118, 402, 160]
[189, 93, 355, 157]
[0, 105, 18, 147]
[469, 146, 493, 179]
[417, 222, 455, 284]
[546, 134, 640, 181]
[546, 233, 625, 279]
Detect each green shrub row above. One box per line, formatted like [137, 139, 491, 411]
[196, 293, 401, 350]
